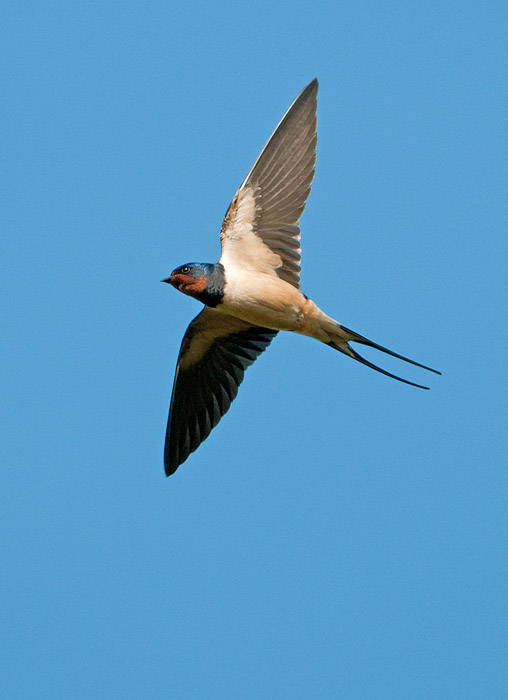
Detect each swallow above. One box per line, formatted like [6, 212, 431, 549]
[162, 78, 440, 476]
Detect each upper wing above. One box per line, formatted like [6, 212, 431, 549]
[165, 308, 278, 476]
[219, 79, 318, 289]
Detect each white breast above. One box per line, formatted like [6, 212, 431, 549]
[218, 267, 306, 331]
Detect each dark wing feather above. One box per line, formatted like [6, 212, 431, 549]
[220, 79, 318, 288]
[165, 308, 277, 476]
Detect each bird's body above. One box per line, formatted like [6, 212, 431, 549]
[181, 265, 344, 344]
[162, 79, 440, 476]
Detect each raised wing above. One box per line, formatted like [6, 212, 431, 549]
[165, 308, 278, 475]
[220, 79, 318, 289]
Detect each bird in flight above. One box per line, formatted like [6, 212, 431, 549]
[162, 79, 440, 476]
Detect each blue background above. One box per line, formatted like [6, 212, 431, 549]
[3, 2, 507, 698]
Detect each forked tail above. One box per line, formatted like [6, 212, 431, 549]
[328, 325, 441, 390]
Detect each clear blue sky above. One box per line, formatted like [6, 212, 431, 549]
[2, 2, 507, 698]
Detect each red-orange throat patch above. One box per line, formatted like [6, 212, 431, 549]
[184, 274, 207, 298]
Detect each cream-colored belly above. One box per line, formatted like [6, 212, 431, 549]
[218, 269, 306, 331]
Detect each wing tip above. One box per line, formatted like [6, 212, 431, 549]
[299, 78, 319, 102]
[164, 445, 181, 477]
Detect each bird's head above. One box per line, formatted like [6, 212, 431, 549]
[162, 263, 212, 299]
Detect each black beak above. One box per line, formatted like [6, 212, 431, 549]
[161, 277, 172, 284]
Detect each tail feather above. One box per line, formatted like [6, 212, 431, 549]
[328, 325, 441, 390]
[340, 325, 441, 375]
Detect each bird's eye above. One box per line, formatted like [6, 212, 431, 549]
[182, 266, 190, 274]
